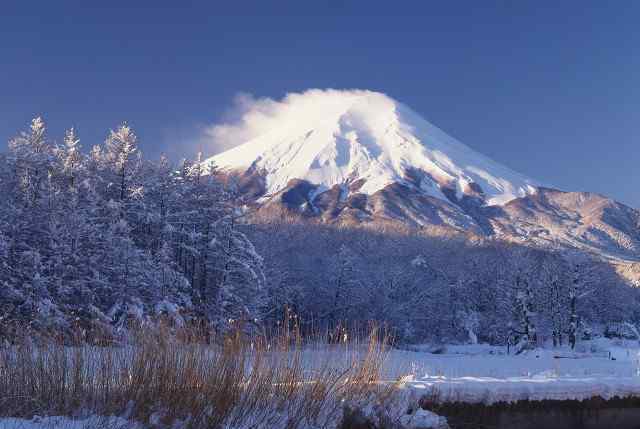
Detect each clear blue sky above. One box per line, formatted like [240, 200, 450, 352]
[1, 1, 638, 206]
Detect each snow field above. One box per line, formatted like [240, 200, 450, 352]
[384, 339, 640, 404]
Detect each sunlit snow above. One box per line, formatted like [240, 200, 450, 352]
[206, 89, 538, 206]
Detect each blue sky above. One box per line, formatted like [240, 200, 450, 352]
[1, 2, 639, 205]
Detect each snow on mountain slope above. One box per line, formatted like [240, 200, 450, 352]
[206, 89, 538, 206]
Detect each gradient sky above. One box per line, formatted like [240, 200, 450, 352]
[1, 2, 639, 206]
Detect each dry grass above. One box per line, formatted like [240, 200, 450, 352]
[0, 321, 398, 429]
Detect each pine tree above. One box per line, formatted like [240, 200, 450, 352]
[104, 123, 140, 203]
[9, 117, 51, 206]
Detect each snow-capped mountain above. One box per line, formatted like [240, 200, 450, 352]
[207, 89, 537, 207]
[207, 89, 640, 267]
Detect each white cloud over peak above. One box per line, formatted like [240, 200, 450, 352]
[203, 88, 373, 155]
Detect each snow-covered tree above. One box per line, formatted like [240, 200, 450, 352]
[513, 275, 537, 352]
[55, 128, 83, 189]
[104, 122, 140, 203]
[9, 117, 51, 206]
[324, 244, 362, 327]
[207, 205, 266, 329]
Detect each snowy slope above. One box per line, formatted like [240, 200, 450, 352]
[206, 89, 538, 206]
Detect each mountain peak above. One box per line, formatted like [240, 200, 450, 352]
[206, 89, 538, 206]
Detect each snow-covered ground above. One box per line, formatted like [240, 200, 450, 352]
[386, 338, 640, 404]
[0, 415, 137, 429]
[276, 338, 640, 405]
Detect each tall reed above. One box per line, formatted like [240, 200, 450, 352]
[0, 321, 397, 428]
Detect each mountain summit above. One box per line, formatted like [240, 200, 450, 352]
[207, 89, 537, 207]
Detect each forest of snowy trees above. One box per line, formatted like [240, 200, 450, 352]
[251, 221, 639, 349]
[1, 117, 639, 348]
[0, 118, 265, 338]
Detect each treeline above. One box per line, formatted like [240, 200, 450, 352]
[249, 220, 640, 350]
[0, 118, 264, 338]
